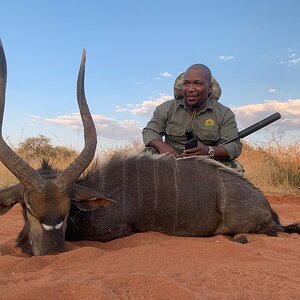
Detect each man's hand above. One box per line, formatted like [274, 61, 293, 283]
[183, 142, 230, 160]
[149, 139, 180, 158]
[183, 141, 208, 157]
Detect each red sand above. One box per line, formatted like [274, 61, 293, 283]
[0, 195, 299, 299]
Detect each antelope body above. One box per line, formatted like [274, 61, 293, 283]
[66, 153, 296, 243]
[0, 41, 299, 256]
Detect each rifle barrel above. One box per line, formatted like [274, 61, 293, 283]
[219, 112, 281, 146]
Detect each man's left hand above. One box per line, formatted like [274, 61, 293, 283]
[183, 142, 208, 157]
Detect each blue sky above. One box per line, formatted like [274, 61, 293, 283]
[1, 0, 299, 150]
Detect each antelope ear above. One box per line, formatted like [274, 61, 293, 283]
[0, 184, 24, 215]
[72, 184, 117, 211]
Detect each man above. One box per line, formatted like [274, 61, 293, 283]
[142, 64, 243, 169]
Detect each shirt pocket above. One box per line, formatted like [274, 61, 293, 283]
[165, 124, 186, 144]
[195, 126, 220, 145]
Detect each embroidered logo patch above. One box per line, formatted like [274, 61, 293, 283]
[204, 119, 215, 128]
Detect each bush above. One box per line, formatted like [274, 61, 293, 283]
[17, 135, 77, 162]
[0, 135, 78, 187]
[260, 140, 300, 190]
[239, 139, 300, 194]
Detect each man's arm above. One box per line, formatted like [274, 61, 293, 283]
[218, 109, 242, 160]
[142, 102, 180, 157]
[149, 139, 180, 157]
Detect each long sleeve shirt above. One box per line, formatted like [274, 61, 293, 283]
[142, 98, 242, 160]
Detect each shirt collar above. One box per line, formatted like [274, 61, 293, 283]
[178, 97, 214, 113]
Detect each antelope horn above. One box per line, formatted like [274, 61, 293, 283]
[55, 49, 97, 189]
[0, 39, 45, 192]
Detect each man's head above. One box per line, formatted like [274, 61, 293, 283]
[182, 64, 213, 110]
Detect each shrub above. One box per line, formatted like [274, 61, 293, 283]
[17, 135, 77, 162]
[239, 139, 300, 194]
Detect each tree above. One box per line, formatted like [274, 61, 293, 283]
[17, 135, 77, 161]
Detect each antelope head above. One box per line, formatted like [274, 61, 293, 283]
[0, 40, 115, 255]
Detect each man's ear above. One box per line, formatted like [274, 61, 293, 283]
[0, 184, 24, 215]
[208, 82, 213, 97]
[72, 184, 117, 211]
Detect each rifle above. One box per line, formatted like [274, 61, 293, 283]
[219, 112, 281, 146]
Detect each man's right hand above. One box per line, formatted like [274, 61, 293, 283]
[149, 139, 180, 158]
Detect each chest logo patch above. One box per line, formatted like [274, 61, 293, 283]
[204, 119, 215, 128]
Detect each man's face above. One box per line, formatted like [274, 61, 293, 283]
[182, 68, 212, 109]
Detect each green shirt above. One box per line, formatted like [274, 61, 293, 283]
[142, 98, 242, 160]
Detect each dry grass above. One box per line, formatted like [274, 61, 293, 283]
[240, 139, 300, 195]
[0, 155, 78, 188]
[0, 138, 299, 195]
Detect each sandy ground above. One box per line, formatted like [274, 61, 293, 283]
[0, 194, 299, 300]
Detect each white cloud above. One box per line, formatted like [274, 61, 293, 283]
[160, 72, 172, 78]
[45, 113, 141, 142]
[232, 99, 300, 132]
[219, 55, 234, 61]
[115, 105, 129, 112]
[46, 114, 82, 130]
[288, 57, 300, 64]
[278, 49, 300, 65]
[269, 88, 277, 93]
[30, 115, 42, 122]
[154, 72, 172, 80]
[115, 95, 173, 116]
